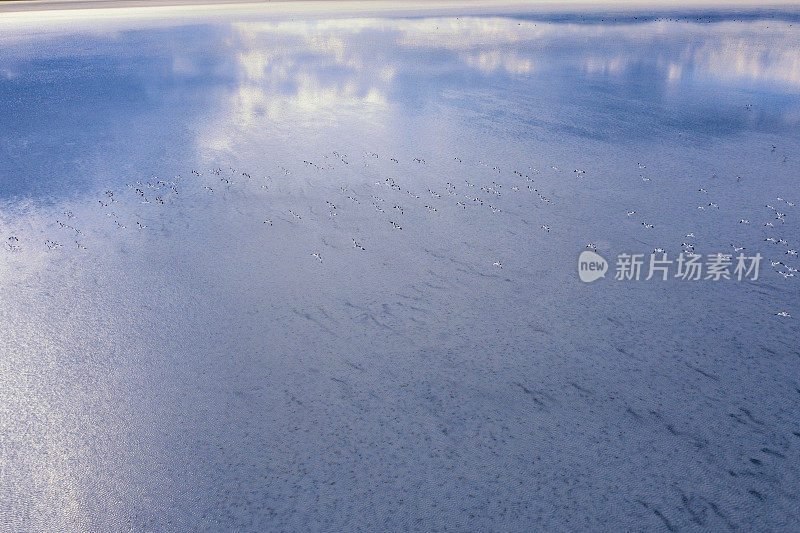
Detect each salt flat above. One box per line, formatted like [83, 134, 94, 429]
[0, 5, 798, 531]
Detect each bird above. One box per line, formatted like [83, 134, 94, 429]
[352, 239, 365, 251]
[492, 261, 502, 268]
[627, 211, 636, 216]
[739, 219, 749, 224]
[540, 225, 550, 232]
[586, 244, 596, 250]
[311, 253, 322, 263]
[775, 311, 792, 317]
[263, 219, 272, 225]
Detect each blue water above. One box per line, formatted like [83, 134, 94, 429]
[1, 7, 799, 531]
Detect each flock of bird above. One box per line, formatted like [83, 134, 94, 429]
[614, 154, 798, 287]
[1, 144, 796, 317]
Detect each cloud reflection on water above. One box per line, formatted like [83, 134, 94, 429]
[0, 14, 799, 198]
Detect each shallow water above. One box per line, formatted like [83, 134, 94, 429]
[1, 7, 799, 531]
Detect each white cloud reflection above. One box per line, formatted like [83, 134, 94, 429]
[193, 15, 800, 156]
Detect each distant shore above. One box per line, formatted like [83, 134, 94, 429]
[2, 0, 799, 16]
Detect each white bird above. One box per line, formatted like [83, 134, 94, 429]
[493, 261, 502, 267]
[540, 225, 550, 232]
[311, 253, 322, 263]
[775, 311, 792, 317]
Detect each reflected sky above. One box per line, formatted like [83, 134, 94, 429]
[2, 9, 800, 531]
[1, 12, 799, 198]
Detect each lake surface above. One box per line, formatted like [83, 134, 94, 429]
[1, 6, 799, 530]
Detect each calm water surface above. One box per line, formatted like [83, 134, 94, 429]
[1, 8, 799, 531]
